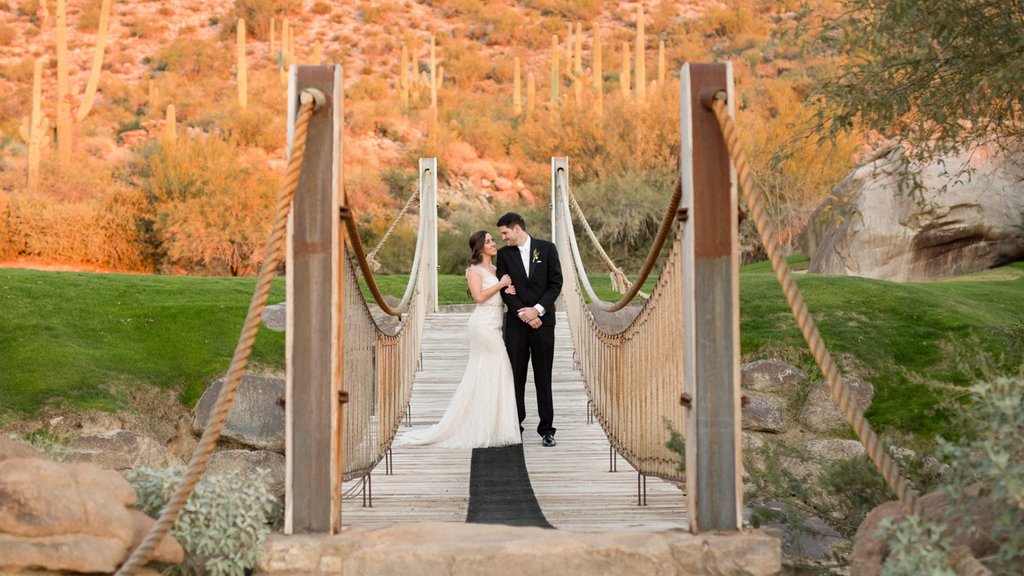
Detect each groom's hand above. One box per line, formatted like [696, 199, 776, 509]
[517, 307, 539, 322]
[528, 317, 543, 329]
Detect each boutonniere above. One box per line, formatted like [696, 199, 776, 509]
[532, 249, 541, 265]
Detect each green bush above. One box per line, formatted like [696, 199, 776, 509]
[126, 465, 277, 576]
[879, 376, 1024, 574]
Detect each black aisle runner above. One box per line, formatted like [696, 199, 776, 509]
[465, 443, 554, 529]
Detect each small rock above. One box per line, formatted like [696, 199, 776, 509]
[800, 377, 875, 433]
[67, 429, 181, 471]
[262, 302, 287, 332]
[192, 375, 286, 453]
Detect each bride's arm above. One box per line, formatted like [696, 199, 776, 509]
[466, 269, 509, 303]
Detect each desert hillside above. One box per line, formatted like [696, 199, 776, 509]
[0, 0, 857, 275]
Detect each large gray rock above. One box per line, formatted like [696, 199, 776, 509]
[0, 458, 183, 573]
[800, 377, 875, 433]
[742, 394, 786, 433]
[800, 144, 1024, 281]
[207, 449, 286, 504]
[193, 375, 286, 453]
[67, 429, 181, 470]
[742, 359, 806, 395]
[262, 302, 287, 332]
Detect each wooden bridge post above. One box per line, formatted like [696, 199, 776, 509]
[679, 62, 741, 533]
[284, 64, 345, 534]
[419, 158, 439, 312]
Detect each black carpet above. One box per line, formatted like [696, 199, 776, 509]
[465, 443, 554, 529]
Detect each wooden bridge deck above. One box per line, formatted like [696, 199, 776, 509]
[341, 311, 688, 531]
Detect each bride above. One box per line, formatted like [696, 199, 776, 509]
[395, 230, 522, 448]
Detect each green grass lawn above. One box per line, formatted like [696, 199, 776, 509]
[2, 263, 1022, 441]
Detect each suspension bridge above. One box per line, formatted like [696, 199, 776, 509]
[114, 62, 986, 576]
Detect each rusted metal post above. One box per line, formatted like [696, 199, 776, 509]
[285, 64, 345, 534]
[680, 62, 741, 532]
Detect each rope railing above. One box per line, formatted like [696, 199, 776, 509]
[366, 185, 420, 272]
[556, 169, 681, 313]
[707, 89, 992, 575]
[552, 162, 686, 481]
[564, 181, 647, 298]
[117, 90, 322, 576]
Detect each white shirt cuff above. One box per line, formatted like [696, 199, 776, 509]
[534, 304, 545, 316]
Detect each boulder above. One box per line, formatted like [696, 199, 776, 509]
[800, 144, 1024, 281]
[67, 429, 181, 470]
[0, 437, 42, 462]
[192, 375, 286, 453]
[742, 359, 806, 395]
[742, 394, 786, 433]
[800, 377, 875, 433]
[262, 302, 287, 332]
[0, 458, 183, 573]
[850, 485, 1004, 576]
[207, 449, 286, 504]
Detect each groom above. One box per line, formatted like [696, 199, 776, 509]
[495, 212, 563, 447]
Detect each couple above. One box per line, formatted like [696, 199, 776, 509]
[397, 212, 563, 449]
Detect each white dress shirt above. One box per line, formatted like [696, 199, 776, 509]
[518, 236, 544, 317]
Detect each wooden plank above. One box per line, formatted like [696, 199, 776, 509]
[680, 62, 741, 532]
[342, 312, 687, 531]
[285, 65, 342, 534]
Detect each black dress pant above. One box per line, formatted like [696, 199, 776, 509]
[504, 316, 556, 437]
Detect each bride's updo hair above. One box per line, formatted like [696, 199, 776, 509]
[467, 230, 488, 267]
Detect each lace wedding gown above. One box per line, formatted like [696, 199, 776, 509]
[395, 265, 522, 448]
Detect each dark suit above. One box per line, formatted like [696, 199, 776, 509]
[495, 237, 563, 437]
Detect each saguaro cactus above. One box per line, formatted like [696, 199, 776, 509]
[658, 40, 666, 89]
[400, 43, 410, 111]
[635, 5, 646, 102]
[18, 58, 49, 191]
[593, 24, 604, 116]
[513, 56, 522, 116]
[621, 41, 631, 99]
[527, 72, 536, 118]
[54, 0, 113, 165]
[550, 34, 559, 106]
[574, 22, 583, 75]
[237, 19, 248, 108]
[165, 104, 176, 141]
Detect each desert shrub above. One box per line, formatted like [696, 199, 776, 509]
[703, 2, 770, 37]
[442, 37, 491, 88]
[522, 0, 600, 20]
[223, 106, 282, 151]
[131, 136, 280, 275]
[0, 23, 17, 46]
[879, 377, 1024, 575]
[126, 466, 276, 576]
[152, 37, 228, 79]
[225, 0, 299, 40]
[310, 1, 330, 15]
[125, 17, 165, 40]
[76, 0, 102, 33]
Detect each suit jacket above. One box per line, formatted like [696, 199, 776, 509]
[496, 237, 563, 327]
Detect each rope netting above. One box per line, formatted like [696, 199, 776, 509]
[553, 167, 686, 481]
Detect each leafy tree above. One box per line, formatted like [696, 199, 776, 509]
[814, 1, 1024, 160]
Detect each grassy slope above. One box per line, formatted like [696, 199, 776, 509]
[3, 264, 1022, 439]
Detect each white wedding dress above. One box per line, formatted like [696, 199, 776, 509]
[395, 265, 522, 448]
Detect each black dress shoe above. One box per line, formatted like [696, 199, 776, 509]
[542, 434, 556, 447]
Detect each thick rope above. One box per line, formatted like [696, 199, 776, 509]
[341, 208, 408, 317]
[565, 182, 648, 298]
[116, 94, 319, 575]
[711, 93, 991, 575]
[708, 92, 920, 509]
[366, 186, 420, 272]
[557, 175, 682, 313]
